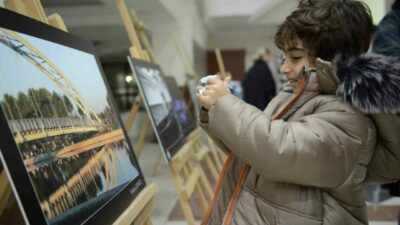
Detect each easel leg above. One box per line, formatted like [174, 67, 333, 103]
[124, 96, 141, 131]
[0, 171, 12, 216]
[177, 197, 197, 225]
[170, 168, 197, 225]
[204, 154, 219, 184]
[135, 115, 150, 157]
[207, 137, 223, 171]
[183, 164, 209, 214]
[198, 167, 214, 202]
[194, 185, 209, 215]
[143, 219, 153, 225]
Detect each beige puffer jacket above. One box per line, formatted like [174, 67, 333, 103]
[199, 56, 390, 225]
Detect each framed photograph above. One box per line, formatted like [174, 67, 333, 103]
[164, 77, 196, 135]
[185, 75, 200, 117]
[0, 8, 145, 225]
[128, 57, 184, 161]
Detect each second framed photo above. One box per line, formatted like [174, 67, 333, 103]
[129, 58, 185, 161]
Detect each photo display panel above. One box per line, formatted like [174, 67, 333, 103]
[164, 77, 196, 135]
[185, 75, 200, 117]
[128, 57, 185, 161]
[0, 8, 145, 225]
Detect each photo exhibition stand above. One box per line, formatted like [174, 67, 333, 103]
[115, 1, 225, 224]
[172, 34, 226, 172]
[0, 1, 156, 225]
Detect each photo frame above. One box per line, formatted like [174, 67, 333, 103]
[128, 57, 185, 161]
[0, 8, 145, 225]
[164, 77, 196, 135]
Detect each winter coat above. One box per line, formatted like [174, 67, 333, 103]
[199, 54, 400, 225]
[242, 59, 276, 110]
[373, 10, 400, 60]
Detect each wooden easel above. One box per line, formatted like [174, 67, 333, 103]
[206, 48, 230, 166]
[171, 31, 199, 79]
[116, 1, 223, 224]
[0, 1, 156, 225]
[171, 33, 225, 173]
[115, 0, 152, 161]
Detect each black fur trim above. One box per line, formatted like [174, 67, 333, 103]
[334, 53, 400, 114]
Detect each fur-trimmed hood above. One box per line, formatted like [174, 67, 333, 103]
[333, 53, 400, 114]
[320, 53, 400, 184]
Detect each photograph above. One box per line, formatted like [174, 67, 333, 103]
[0, 10, 145, 225]
[129, 58, 184, 161]
[164, 77, 196, 135]
[185, 75, 200, 117]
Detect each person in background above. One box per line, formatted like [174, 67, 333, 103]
[373, 0, 400, 59]
[373, 1, 400, 224]
[242, 47, 276, 110]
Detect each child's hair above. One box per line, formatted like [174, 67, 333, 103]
[275, 0, 373, 61]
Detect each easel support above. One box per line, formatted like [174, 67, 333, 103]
[112, 183, 156, 225]
[116, 2, 227, 224]
[0, 170, 12, 216]
[168, 129, 216, 225]
[215, 48, 227, 78]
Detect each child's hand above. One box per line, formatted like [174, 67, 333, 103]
[197, 75, 231, 110]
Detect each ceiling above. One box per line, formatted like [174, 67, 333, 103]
[41, 0, 299, 58]
[43, 0, 172, 62]
[205, 0, 299, 38]
[10, 0, 391, 62]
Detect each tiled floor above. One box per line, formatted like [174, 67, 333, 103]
[132, 132, 400, 225]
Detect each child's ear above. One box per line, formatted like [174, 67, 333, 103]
[307, 55, 317, 67]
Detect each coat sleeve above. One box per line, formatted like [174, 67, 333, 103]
[198, 107, 231, 154]
[206, 94, 372, 188]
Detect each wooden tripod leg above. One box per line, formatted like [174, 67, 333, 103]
[194, 141, 219, 184]
[124, 96, 141, 131]
[112, 183, 156, 225]
[135, 115, 150, 157]
[204, 154, 219, 184]
[198, 167, 214, 201]
[195, 184, 209, 215]
[0, 170, 12, 216]
[144, 219, 153, 225]
[169, 166, 196, 225]
[4, 0, 28, 16]
[207, 137, 223, 171]
[115, 0, 145, 59]
[22, 0, 48, 23]
[47, 13, 68, 32]
[182, 164, 208, 214]
[215, 48, 226, 78]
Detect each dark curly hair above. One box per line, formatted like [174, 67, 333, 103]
[275, 0, 373, 61]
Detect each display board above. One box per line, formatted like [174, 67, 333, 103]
[164, 77, 196, 135]
[185, 75, 200, 117]
[128, 57, 185, 161]
[0, 8, 145, 225]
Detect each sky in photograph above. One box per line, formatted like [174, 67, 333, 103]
[0, 28, 109, 114]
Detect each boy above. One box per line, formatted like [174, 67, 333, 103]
[198, 0, 400, 224]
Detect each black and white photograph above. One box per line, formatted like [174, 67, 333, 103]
[129, 58, 184, 161]
[164, 77, 196, 136]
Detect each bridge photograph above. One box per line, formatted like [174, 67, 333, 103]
[0, 28, 140, 225]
